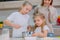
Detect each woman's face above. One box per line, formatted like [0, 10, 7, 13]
[44, 0, 51, 6]
[22, 5, 32, 14]
[34, 16, 44, 27]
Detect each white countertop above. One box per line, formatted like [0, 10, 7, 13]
[0, 28, 60, 40]
[0, 37, 60, 40]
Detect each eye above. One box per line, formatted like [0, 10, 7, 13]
[34, 20, 36, 22]
[48, 0, 50, 1]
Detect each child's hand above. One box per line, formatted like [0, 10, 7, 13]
[32, 33, 38, 37]
[11, 24, 21, 29]
[27, 25, 32, 32]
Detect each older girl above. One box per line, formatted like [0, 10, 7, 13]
[4, 1, 32, 38]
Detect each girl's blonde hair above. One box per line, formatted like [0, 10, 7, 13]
[33, 12, 46, 32]
[18, 1, 32, 11]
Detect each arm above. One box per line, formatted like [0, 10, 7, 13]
[4, 20, 13, 27]
[4, 13, 21, 29]
[32, 25, 49, 37]
[4, 20, 21, 29]
[32, 30, 48, 37]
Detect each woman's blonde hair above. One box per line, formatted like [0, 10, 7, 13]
[33, 12, 46, 32]
[18, 1, 32, 11]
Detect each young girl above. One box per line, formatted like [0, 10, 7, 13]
[4, 1, 32, 38]
[32, 12, 50, 37]
[34, 0, 57, 33]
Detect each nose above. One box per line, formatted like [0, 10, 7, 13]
[46, 0, 49, 3]
[26, 10, 30, 13]
[35, 21, 38, 25]
[27, 10, 30, 12]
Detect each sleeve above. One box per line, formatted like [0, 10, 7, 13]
[43, 25, 50, 31]
[7, 12, 16, 22]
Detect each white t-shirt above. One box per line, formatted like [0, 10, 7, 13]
[34, 25, 50, 33]
[7, 12, 29, 37]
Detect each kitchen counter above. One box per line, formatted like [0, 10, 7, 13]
[0, 28, 60, 40]
[3, 38, 60, 40]
[1, 25, 60, 37]
[0, 37, 60, 40]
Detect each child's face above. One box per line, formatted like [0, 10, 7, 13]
[34, 16, 44, 27]
[22, 5, 32, 14]
[44, 0, 51, 6]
